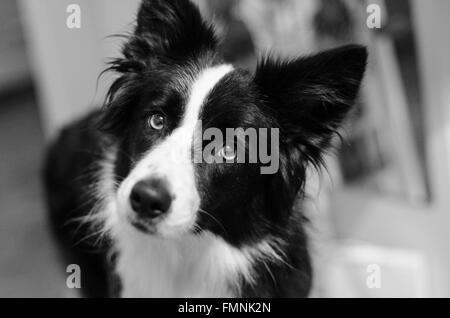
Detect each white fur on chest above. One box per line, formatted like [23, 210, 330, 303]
[113, 228, 260, 298]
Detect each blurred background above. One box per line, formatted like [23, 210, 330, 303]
[0, 0, 449, 297]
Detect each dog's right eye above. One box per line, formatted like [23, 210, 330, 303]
[147, 113, 165, 131]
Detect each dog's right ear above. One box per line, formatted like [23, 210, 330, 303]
[132, 0, 217, 59]
[98, 0, 217, 136]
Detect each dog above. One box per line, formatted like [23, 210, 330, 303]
[44, 0, 367, 298]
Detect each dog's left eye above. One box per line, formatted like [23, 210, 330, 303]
[217, 145, 237, 161]
[148, 113, 165, 130]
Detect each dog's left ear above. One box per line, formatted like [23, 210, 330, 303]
[254, 45, 367, 165]
[134, 0, 217, 58]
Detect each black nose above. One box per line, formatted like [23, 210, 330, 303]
[129, 178, 172, 219]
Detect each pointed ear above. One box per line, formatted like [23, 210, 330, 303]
[254, 45, 367, 165]
[98, 0, 218, 135]
[133, 0, 217, 57]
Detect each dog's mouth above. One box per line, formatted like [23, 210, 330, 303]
[130, 220, 157, 234]
[126, 214, 158, 234]
[125, 212, 202, 237]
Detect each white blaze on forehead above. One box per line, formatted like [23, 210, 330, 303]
[153, 63, 234, 235]
[181, 64, 234, 132]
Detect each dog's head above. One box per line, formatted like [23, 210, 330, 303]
[100, 0, 367, 244]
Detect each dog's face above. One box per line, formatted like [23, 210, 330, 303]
[100, 0, 367, 245]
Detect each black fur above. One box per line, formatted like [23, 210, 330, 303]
[44, 0, 367, 298]
[44, 112, 111, 297]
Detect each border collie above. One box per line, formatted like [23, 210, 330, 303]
[44, 0, 367, 298]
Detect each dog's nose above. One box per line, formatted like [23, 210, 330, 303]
[129, 178, 172, 218]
